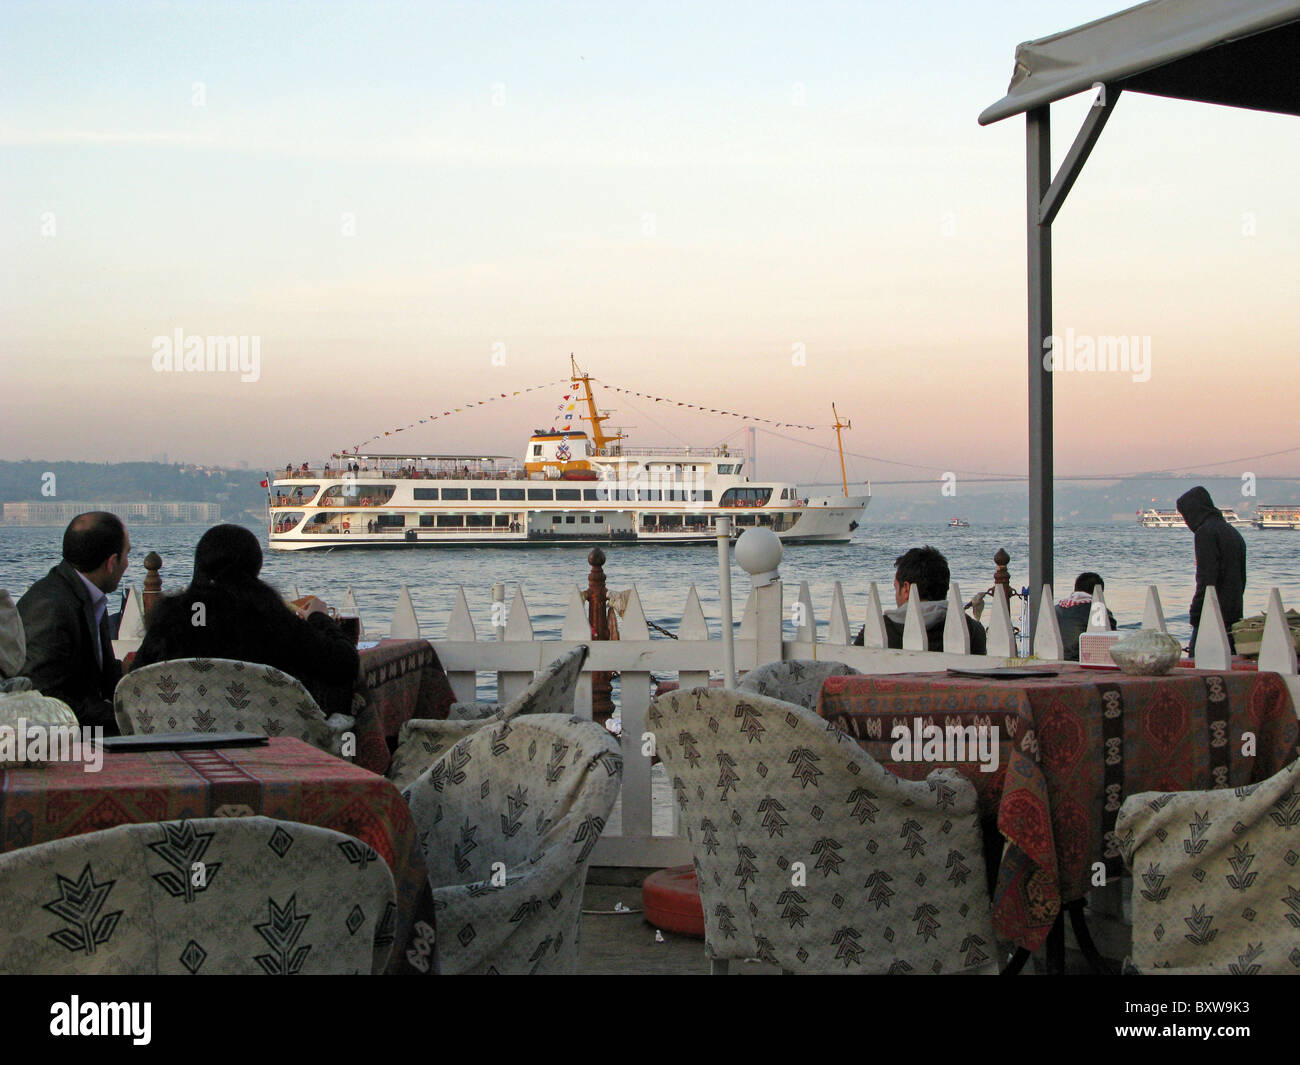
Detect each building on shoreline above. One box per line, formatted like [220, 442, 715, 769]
[2, 501, 221, 525]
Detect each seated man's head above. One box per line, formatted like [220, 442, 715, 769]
[893, 545, 949, 606]
[1074, 571, 1104, 596]
[193, 524, 263, 586]
[63, 512, 130, 593]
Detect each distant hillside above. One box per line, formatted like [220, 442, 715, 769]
[0, 461, 267, 518]
[868, 475, 1300, 524]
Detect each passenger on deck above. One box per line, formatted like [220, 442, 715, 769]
[853, 545, 987, 653]
[132, 524, 359, 718]
[1054, 572, 1117, 661]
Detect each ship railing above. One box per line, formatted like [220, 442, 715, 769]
[275, 466, 527, 481]
[110, 560, 1300, 870]
[597, 445, 743, 459]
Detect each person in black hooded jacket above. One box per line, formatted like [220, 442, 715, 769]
[1175, 486, 1246, 655]
[131, 524, 359, 717]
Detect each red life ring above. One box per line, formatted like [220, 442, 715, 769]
[641, 865, 704, 938]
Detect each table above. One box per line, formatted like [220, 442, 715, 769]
[817, 666, 1299, 954]
[0, 737, 433, 974]
[354, 639, 456, 775]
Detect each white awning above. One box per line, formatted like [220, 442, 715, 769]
[980, 0, 1300, 125]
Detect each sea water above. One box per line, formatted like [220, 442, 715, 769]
[6, 521, 1297, 651]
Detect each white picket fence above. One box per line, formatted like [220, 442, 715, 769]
[111, 566, 1300, 869]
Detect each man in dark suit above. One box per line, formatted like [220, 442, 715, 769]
[18, 512, 131, 732]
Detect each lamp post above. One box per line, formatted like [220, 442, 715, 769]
[715, 516, 736, 688]
[735, 526, 783, 670]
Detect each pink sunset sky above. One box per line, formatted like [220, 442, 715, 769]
[3, 0, 1297, 487]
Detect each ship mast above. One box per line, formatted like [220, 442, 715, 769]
[570, 355, 623, 452]
[831, 403, 850, 495]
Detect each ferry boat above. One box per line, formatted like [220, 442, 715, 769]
[1136, 507, 1250, 529]
[266, 365, 870, 550]
[1254, 505, 1300, 530]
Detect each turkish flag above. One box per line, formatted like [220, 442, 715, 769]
[259, 479, 269, 488]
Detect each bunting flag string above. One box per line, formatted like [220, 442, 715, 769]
[343, 370, 828, 454]
[590, 378, 825, 431]
[344, 378, 570, 453]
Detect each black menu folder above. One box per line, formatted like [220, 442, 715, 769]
[100, 732, 270, 752]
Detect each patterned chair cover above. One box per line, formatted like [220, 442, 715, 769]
[387, 645, 588, 791]
[737, 659, 862, 709]
[651, 688, 998, 974]
[0, 691, 79, 769]
[0, 817, 397, 974]
[402, 712, 622, 974]
[1117, 758, 1300, 974]
[114, 659, 356, 758]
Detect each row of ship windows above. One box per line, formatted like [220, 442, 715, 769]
[411, 487, 716, 502]
[411, 514, 608, 527]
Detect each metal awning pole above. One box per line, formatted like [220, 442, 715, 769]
[1027, 106, 1053, 651]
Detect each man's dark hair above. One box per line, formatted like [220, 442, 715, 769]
[62, 512, 126, 572]
[1074, 571, 1104, 594]
[895, 545, 950, 601]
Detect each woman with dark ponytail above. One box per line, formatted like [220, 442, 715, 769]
[132, 525, 359, 716]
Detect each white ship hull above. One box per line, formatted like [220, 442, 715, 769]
[268, 467, 868, 551]
[1137, 507, 1250, 529]
[1254, 507, 1300, 530]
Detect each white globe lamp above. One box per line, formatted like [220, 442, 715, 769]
[734, 527, 782, 587]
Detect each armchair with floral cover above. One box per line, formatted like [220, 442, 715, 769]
[1117, 757, 1300, 974]
[114, 658, 355, 758]
[401, 712, 622, 974]
[387, 645, 588, 790]
[652, 687, 999, 974]
[737, 659, 862, 709]
[0, 817, 396, 974]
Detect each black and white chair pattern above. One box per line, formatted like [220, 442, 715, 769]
[387, 645, 589, 790]
[652, 687, 999, 974]
[114, 658, 356, 758]
[1118, 757, 1300, 974]
[737, 659, 863, 710]
[401, 712, 622, 974]
[0, 817, 396, 974]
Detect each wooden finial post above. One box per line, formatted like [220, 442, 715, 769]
[142, 551, 163, 616]
[587, 548, 614, 725]
[993, 547, 1011, 600]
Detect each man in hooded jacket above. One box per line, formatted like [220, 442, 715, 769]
[1176, 486, 1246, 655]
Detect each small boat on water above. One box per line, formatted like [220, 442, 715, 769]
[947, 517, 970, 528]
[1254, 505, 1300, 530]
[1137, 507, 1250, 529]
[266, 361, 871, 550]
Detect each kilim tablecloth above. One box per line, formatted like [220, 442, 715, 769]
[354, 639, 456, 775]
[0, 737, 434, 974]
[817, 666, 1299, 951]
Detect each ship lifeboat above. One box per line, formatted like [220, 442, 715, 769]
[560, 469, 598, 480]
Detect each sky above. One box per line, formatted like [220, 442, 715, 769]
[3, 0, 1298, 488]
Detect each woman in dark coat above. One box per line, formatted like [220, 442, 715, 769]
[132, 524, 359, 716]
